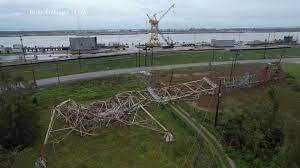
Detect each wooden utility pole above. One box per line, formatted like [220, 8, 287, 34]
[279, 48, 286, 64]
[212, 45, 215, 61]
[263, 33, 271, 59]
[145, 47, 148, 66]
[214, 79, 222, 127]
[32, 65, 37, 87]
[168, 70, 174, 90]
[138, 48, 141, 67]
[135, 53, 138, 67]
[0, 62, 2, 75]
[233, 50, 239, 69]
[19, 35, 26, 62]
[56, 60, 61, 84]
[151, 47, 154, 66]
[209, 45, 215, 70]
[78, 56, 82, 73]
[230, 50, 239, 81]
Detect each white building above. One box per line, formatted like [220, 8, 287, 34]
[108, 42, 123, 47]
[12, 44, 23, 53]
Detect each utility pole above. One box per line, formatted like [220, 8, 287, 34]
[279, 48, 286, 64]
[230, 50, 239, 80]
[168, 69, 174, 90]
[214, 79, 222, 127]
[56, 60, 60, 85]
[209, 45, 215, 70]
[78, 56, 82, 73]
[19, 35, 26, 62]
[32, 65, 37, 87]
[78, 49, 81, 56]
[151, 47, 154, 66]
[135, 53, 138, 67]
[263, 33, 271, 59]
[212, 44, 215, 63]
[209, 53, 212, 70]
[77, 49, 82, 73]
[138, 48, 141, 67]
[145, 47, 148, 66]
[233, 50, 239, 69]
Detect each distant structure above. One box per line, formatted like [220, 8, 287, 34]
[146, 4, 175, 47]
[247, 36, 297, 47]
[108, 42, 123, 47]
[283, 36, 297, 44]
[0, 44, 24, 54]
[12, 44, 23, 53]
[211, 39, 235, 47]
[69, 37, 97, 51]
[0, 45, 12, 54]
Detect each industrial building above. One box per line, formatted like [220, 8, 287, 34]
[12, 44, 23, 53]
[283, 36, 297, 44]
[211, 39, 235, 47]
[69, 37, 97, 51]
[0, 45, 12, 54]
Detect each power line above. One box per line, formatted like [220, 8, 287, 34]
[19, 35, 26, 62]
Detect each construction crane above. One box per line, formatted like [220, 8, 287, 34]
[159, 31, 174, 48]
[146, 3, 175, 47]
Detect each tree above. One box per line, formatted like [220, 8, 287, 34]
[0, 72, 39, 150]
[222, 88, 285, 159]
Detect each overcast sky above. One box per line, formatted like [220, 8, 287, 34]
[0, 0, 299, 31]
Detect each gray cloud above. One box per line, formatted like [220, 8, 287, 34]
[0, 0, 299, 30]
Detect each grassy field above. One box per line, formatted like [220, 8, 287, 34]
[10, 75, 218, 168]
[2, 47, 300, 81]
[282, 63, 300, 83]
[2, 61, 300, 167]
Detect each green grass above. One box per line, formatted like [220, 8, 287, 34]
[4, 63, 300, 167]
[10, 75, 218, 168]
[282, 63, 300, 82]
[3, 47, 300, 81]
[176, 62, 300, 167]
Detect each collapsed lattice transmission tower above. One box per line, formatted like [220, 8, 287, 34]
[36, 66, 283, 167]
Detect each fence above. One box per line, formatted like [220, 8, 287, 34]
[0, 46, 298, 86]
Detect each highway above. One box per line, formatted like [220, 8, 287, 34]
[36, 57, 300, 87]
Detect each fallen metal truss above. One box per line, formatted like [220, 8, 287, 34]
[218, 74, 259, 89]
[43, 77, 218, 146]
[37, 71, 279, 167]
[148, 77, 217, 103]
[41, 71, 279, 147]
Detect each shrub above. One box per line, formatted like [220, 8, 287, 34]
[0, 73, 39, 150]
[222, 87, 285, 159]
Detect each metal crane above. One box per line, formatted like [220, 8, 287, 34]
[159, 31, 174, 48]
[146, 3, 175, 47]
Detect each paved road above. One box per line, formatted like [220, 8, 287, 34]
[36, 57, 300, 87]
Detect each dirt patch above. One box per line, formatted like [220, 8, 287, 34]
[150, 63, 268, 87]
[173, 74, 189, 78]
[192, 72, 208, 76]
[149, 63, 285, 110]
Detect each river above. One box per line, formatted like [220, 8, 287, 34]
[0, 32, 299, 47]
[0, 32, 299, 62]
